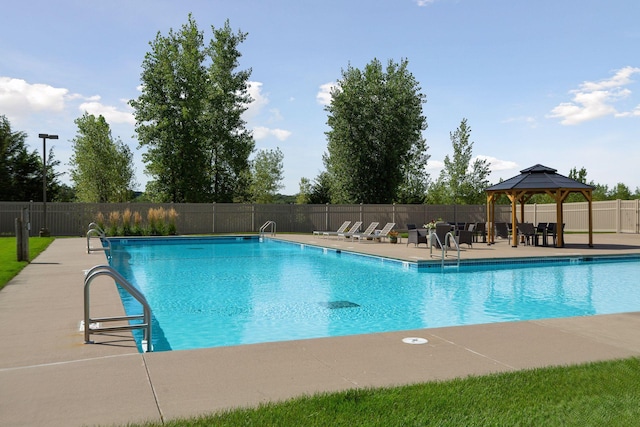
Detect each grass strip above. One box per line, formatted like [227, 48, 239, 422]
[0, 237, 55, 290]
[132, 357, 640, 426]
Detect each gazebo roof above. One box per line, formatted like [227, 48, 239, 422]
[485, 164, 595, 192]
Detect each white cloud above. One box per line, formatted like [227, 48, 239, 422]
[0, 77, 68, 118]
[244, 81, 269, 121]
[244, 81, 292, 142]
[476, 155, 517, 171]
[317, 82, 337, 106]
[253, 126, 292, 141]
[502, 116, 537, 128]
[415, 0, 437, 6]
[547, 66, 640, 125]
[79, 99, 135, 124]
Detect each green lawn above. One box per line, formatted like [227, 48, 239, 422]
[130, 357, 640, 426]
[0, 237, 55, 290]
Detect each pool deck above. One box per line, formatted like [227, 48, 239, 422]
[1, 233, 640, 426]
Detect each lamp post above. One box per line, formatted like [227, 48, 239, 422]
[38, 133, 58, 237]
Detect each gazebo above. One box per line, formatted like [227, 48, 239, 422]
[485, 164, 594, 248]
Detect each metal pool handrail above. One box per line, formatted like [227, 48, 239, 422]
[83, 265, 152, 352]
[259, 220, 276, 237]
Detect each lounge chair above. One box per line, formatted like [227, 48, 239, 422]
[354, 222, 395, 243]
[313, 220, 351, 238]
[337, 221, 363, 239]
[350, 222, 380, 242]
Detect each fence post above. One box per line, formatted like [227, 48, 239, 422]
[392, 203, 396, 224]
[212, 203, 216, 234]
[325, 203, 329, 231]
[616, 199, 621, 233]
[637, 199, 640, 234]
[15, 207, 29, 261]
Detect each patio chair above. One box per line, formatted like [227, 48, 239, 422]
[354, 222, 394, 243]
[350, 222, 380, 242]
[432, 223, 453, 249]
[546, 223, 565, 246]
[337, 221, 363, 239]
[517, 222, 539, 246]
[407, 228, 428, 247]
[495, 222, 509, 239]
[456, 224, 474, 248]
[313, 220, 351, 238]
[474, 222, 487, 243]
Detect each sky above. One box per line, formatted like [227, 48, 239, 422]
[1, 0, 639, 195]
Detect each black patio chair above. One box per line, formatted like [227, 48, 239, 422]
[517, 222, 539, 246]
[407, 228, 428, 247]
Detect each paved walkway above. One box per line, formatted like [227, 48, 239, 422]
[1, 234, 640, 426]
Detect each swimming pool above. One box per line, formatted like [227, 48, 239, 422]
[108, 237, 640, 352]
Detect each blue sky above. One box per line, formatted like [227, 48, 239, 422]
[1, 0, 639, 195]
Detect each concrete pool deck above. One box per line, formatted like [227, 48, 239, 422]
[0, 233, 639, 426]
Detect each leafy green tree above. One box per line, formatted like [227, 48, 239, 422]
[608, 183, 632, 200]
[296, 177, 312, 204]
[0, 115, 40, 201]
[0, 115, 64, 202]
[207, 19, 255, 202]
[323, 58, 428, 203]
[69, 113, 135, 202]
[427, 118, 490, 205]
[308, 172, 332, 204]
[250, 148, 284, 203]
[130, 15, 254, 203]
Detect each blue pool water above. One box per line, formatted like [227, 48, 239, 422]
[108, 237, 640, 352]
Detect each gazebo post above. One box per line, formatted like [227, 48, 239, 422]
[510, 193, 518, 247]
[588, 196, 593, 247]
[555, 189, 564, 247]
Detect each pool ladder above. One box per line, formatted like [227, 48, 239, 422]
[86, 222, 111, 257]
[259, 220, 276, 237]
[83, 265, 153, 352]
[430, 231, 460, 269]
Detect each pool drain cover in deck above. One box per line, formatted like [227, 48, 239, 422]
[320, 301, 360, 309]
[402, 337, 428, 345]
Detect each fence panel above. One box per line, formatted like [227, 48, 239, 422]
[1, 200, 638, 236]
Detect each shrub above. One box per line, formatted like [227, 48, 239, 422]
[122, 208, 132, 236]
[108, 211, 121, 236]
[167, 208, 178, 235]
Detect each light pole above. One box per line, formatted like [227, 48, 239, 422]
[38, 133, 58, 237]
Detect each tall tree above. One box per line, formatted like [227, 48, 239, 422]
[69, 113, 135, 202]
[323, 58, 428, 203]
[206, 20, 255, 202]
[427, 118, 490, 204]
[296, 177, 312, 204]
[250, 148, 284, 203]
[0, 115, 41, 201]
[130, 15, 254, 203]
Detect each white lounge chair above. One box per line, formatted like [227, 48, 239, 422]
[351, 222, 380, 242]
[370, 222, 397, 243]
[313, 220, 351, 238]
[337, 221, 364, 239]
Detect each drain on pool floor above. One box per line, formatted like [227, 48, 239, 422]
[320, 301, 360, 309]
